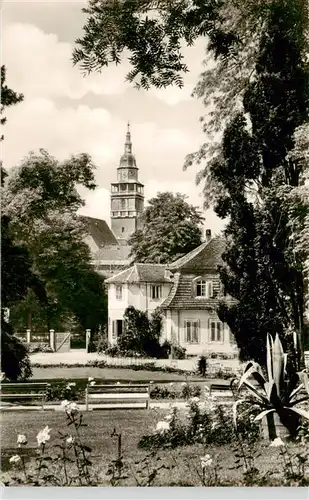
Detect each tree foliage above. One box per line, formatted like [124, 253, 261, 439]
[128, 192, 204, 263]
[214, 2, 309, 368]
[2, 150, 107, 332]
[1, 70, 32, 380]
[1, 65, 24, 141]
[119, 306, 163, 357]
[74, 0, 309, 368]
[73, 0, 237, 89]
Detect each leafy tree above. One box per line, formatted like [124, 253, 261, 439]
[1, 69, 32, 380]
[2, 150, 107, 332]
[1, 216, 34, 380]
[74, 0, 309, 368]
[129, 192, 204, 263]
[1, 65, 23, 141]
[119, 306, 163, 357]
[213, 2, 309, 369]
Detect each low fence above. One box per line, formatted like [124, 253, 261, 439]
[15, 331, 50, 343]
[15, 330, 71, 353]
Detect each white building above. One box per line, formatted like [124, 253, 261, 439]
[106, 235, 238, 357]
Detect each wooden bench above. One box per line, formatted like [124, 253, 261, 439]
[0, 382, 50, 410]
[206, 378, 238, 396]
[85, 384, 150, 411]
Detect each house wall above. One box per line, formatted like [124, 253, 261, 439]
[165, 308, 237, 356]
[108, 282, 172, 343]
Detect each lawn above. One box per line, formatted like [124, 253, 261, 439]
[0, 409, 301, 486]
[31, 366, 202, 382]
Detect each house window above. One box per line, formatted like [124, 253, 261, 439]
[196, 280, 213, 298]
[210, 321, 223, 342]
[121, 227, 125, 233]
[184, 320, 199, 343]
[115, 285, 122, 300]
[151, 285, 162, 299]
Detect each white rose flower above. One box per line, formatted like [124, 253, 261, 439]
[156, 421, 170, 433]
[66, 436, 74, 444]
[9, 455, 21, 465]
[68, 382, 76, 387]
[164, 414, 173, 422]
[190, 397, 200, 403]
[149, 381, 154, 384]
[181, 382, 187, 387]
[270, 437, 285, 447]
[36, 426, 51, 446]
[169, 382, 174, 387]
[200, 454, 213, 469]
[90, 381, 96, 386]
[66, 402, 79, 416]
[17, 434, 27, 446]
[88, 377, 94, 382]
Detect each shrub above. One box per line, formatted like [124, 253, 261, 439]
[150, 384, 176, 400]
[139, 394, 260, 451]
[1, 326, 32, 381]
[181, 383, 201, 400]
[173, 344, 186, 360]
[46, 382, 81, 402]
[197, 356, 207, 377]
[85, 360, 107, 368]
[97, 337, 109, 353]
[87, 340, 97, 353]
[105, 345, 121, 357]
[27, 343, 53, 354]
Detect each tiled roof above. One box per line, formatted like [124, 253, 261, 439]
[160, 273, 223, 310]
[80, 215, 118, 247]
[93, 244, 132, 263]
[105, 263, 172, 284]
[161, 236, 236, 310]
[168, 237, 226, 272]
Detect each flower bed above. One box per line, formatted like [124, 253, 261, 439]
[2, 397, 308, 486]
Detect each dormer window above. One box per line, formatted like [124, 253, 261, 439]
[195, 280, 213, 298]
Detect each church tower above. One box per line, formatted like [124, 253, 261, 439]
[110, 123, 144, 242]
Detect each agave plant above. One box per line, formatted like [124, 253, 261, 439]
[233, 333, 309, 439]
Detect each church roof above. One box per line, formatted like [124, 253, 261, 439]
[93, 244, 132, 264]
[119, 122, 137, 168]
[80, 215, 118, 247]
[105, 263, 172, 284]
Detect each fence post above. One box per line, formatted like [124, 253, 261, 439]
[50, 329, 55, 351]
[26, 329, 31, 344]
[86, 329, 91, 352]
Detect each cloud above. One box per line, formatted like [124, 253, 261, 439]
[2, 19, 224, 234]
[2, 22, 131, 100]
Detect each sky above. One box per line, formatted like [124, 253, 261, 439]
[2, 0, 225, 235]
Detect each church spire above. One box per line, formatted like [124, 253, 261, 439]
[125, 121, 132, 154]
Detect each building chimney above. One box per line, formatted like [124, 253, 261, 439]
[205, 229, 212, 243]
